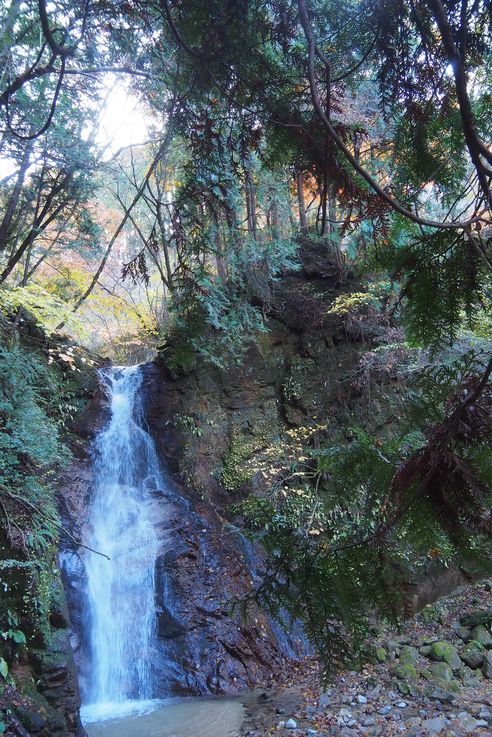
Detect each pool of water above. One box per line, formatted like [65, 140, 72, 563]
[82, 697, 245, 737]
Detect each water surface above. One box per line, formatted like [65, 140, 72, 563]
[83, 697, 244, 737]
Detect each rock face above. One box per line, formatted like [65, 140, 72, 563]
[58, 385, 306, 700]
[0, 557, 85, 737]
[57, 255, 478, 707]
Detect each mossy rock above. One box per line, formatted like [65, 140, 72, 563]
[470, 624, 492, 647]
[420, 605, 439, 624]
[459, 665, 483, 687]
[429, 641, 462, 670]
[392, 663, 418, 682]
[13, 706, 46, 733]
[456, 625, 472, 643]
[375, 646, 387, 664]
[461, 640, 486, 669]
[399, 645, 419, 665]
[460, 609, 492, 628]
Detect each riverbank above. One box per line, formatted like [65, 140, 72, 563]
[241, 579, 492, 737]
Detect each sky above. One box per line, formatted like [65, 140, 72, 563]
[94, 77, 150, 159]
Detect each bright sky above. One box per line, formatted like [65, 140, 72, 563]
[95, 77, 150, 158]
[0, 76, 150, 180]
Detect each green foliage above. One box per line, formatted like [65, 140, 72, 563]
[0, 341, 73, 669]
[0, 285, 83, 337]
[237, 349, 492, 675]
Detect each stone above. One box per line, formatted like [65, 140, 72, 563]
[456, 711, 489, 733]
[318, 693, 331, 709]
[429, 641, 462, 670]
[471, 624, 492, 647]
[457, 625, 472, 642]
[460, 664, 483, 686]
[395, 700, 408, 708]
[483, 651, 492, 679]
[339, 708, 353, 722]
[356, 694, 367, 704]
[461, 640, 486, 669]
[374, 646, 387, 663]
[360, 716, 376, 726]
[392, 663, 418, 681]
[460, 609, 492, 628]
[386, 639, 401, 654]
[285, 718, 298, 729]
[429, 662, 454, 682]
[421, 716, 448, 735]
[419, 645, 432, 657]
[429, 687, 457, 703]
[399, 645, 420, 665]
[379, 705, 392, 715]
[13, 707, 46, 733]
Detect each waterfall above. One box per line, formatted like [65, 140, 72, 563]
[83, 365, 161, 713]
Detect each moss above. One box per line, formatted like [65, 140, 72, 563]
[429, 641, 462, 670]
[375, 646, 387, 663]
[220, 427, 271, 492]
[399, 645, 419, 665]
[392, 663, 418, 681]
[424, 662, 453, 682]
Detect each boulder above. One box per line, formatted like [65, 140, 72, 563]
[392, 663, 418, 682]
[483, 651, 492, 679]
[461, 640, 486, 669]
[429, 641, 462, 670]
[470, 624, 492, 647]
[460, 609, 492, 628]
[459, 664, 483, 687]
[399, 645, 420, 665]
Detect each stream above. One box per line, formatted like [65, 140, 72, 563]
[80, 366, 245, 736]
[82, 698, 245, 737]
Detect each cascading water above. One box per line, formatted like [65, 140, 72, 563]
[82, 365, 161, 715]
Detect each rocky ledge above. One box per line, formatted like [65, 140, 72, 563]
[242, 579, 492, 737]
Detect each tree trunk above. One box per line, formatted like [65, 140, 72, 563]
[296, 172, 308, 233]
[244, 166, 257, 239]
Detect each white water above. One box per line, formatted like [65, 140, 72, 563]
[83, 365, 161, 715]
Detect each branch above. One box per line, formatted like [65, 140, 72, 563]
[296, 0, 485, 230]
